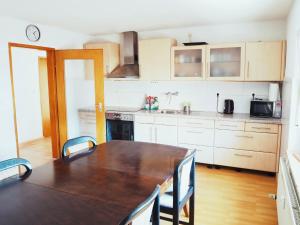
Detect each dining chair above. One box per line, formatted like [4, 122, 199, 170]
[62, 136, 97, 159]
[0, 158, 32, 179]
[160, 150, 196, 225]
[119, 185, 160, 225]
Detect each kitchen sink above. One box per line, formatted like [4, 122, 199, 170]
[159, 110, 181, 114]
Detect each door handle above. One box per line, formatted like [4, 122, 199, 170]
[95, 103, 103, 112]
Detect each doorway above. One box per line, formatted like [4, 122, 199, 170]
[9, 44, 105, 164]
[9, 43, 60, 167]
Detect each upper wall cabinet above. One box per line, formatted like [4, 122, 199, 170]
[171, 46, 206, 80]
[84, 42, 119, 79]
[139, 38, 177, 81]
[245, 41, 285, 81]
[206, 43, 246, 81]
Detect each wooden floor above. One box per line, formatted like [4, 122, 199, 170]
[18, 139, 278, 225]
[19, 137, 54, 168]
[162, 165, 278, 225]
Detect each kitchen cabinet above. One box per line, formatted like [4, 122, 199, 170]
[134, 123, 154, 143]
[178, 117, 215, 164]
[214, 121, 281, 172]
[155, 124, 178, 146]
[206, 43, 245, 81]
[84, 42, 119, 79]
[134, 115, 178, 146]
[171, 46, 206, 80]
[245, 41, 285, 81]
[139, 38, 177, 81]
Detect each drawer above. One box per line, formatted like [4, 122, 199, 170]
[179, 144, 213, 164]
[178, 118, 214, 129]
[178, 127, 214, 146]
[214, 147, 276, 172]
[154, 116, 177, 126]
[245, 123, 279, 133]
[134, 115, 154, 124]
[215, 120, 245, 131]
[215, 130, 278, 153]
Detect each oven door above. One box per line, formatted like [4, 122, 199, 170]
[106, 119, 134, 142]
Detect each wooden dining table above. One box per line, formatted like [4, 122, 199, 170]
[0, 140, 187, 225]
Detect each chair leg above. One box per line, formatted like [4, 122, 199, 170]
[173, 209, 180, 225]
[183, 203, 189, 217]
[189, 194, 195, 225]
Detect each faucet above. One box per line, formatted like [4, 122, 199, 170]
[165, 92, 179, 104]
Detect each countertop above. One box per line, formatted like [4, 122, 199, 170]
[135, 110, 282, 124]
[78, 107, 282, 124]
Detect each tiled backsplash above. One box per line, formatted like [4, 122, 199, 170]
[104, 80, 270, 113]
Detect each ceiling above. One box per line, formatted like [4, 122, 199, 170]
[0, 0, 293, 35]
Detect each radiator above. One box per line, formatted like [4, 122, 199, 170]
[277, 158, 300, 225]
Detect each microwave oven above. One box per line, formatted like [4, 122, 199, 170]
[250, 100, 274, 118]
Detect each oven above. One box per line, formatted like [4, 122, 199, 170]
[106, 112, 134, 142]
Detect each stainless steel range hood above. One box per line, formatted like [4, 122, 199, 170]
[108, 31, 139, 78]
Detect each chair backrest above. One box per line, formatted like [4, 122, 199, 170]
[62, 136, 97, 158]
[119, 185, 160, 225]
[0, 158, 32, 179]
[174, 150, 196, 202]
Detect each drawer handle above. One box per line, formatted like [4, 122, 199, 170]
[219, 124, 238, 127]
[236, 135, 253, 139]
[251, 127, 271, 130]
[234, 153, 253, 158]
[186, 122, 204, 125]
[187, 131, 203, 134]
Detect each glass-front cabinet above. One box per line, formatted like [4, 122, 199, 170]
[171, 46, 206, 80]
[206, 43, 245, 81]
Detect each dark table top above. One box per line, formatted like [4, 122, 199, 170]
[0, 140, 187, 225]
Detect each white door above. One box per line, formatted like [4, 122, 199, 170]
[134, 123, 153, 143]
[155, 124, 178, 146]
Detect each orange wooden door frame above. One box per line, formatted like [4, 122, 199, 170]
[55, 49, 105, 148]
[8, 42, 60, 158]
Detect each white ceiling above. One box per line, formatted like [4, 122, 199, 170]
[0, 0, 293, 35]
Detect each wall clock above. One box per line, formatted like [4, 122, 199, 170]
[25, 25, 41, 42]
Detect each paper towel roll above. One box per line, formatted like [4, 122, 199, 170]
[269, 83, 279, 101]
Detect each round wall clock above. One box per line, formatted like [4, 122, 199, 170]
[25, 25, 41, 42]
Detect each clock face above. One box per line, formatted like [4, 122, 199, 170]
[26, 25, 40, 42]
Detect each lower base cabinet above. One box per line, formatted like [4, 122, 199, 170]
[214, 147, 277, 172]
[179, 144, 213, 164]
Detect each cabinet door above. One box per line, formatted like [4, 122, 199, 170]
[206, 43, 245, 81]
[171, 46, 206, 80]
[134, 123, 153, 143]
[155, 125, 178, 146]
[139, 38, 176, 81]
[84, 42, 119, 79]
[245, 41, 284, 81]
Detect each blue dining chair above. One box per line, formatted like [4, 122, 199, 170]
[160, 150, 196, 225]
[62, 136, 97, 159]
[119, 185, 160, 225]
[0, 158, 32, 179]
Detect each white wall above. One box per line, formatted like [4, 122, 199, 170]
[105, 80, 269, 113]
[12, 48, 46, 143]
[92, 20, 286, 44]
[0, 16, 91, 162]
[282, 0, 300, 155]
[96, 20, 286, 113]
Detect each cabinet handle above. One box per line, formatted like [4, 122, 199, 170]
[219, 124, 237, 127]
[187, 131, 203, 134]
[247, 61, 250, 78]
[234, 153, 253, 158]
[236, 135, 253, 139]
[207, 62, 209, 77]
[251, 127, 271, 130]
[186, 122, 203, 125]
